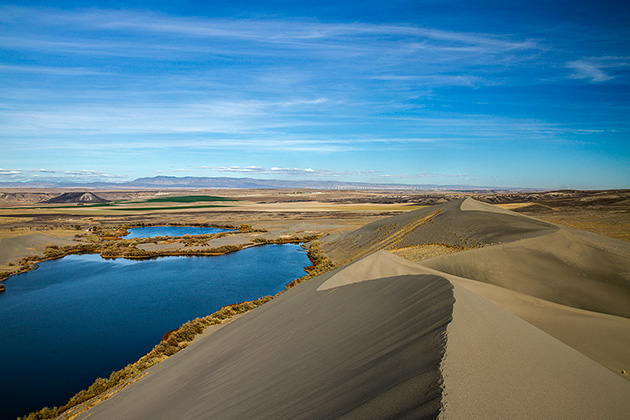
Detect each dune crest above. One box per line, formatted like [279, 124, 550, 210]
[459, 196, 514, 215]
[77, 268, 456, 420]
[317, 250, 424, 291]
[441, 283, 630, 420]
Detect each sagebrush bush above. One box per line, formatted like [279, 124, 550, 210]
[286, 241, 335, 289]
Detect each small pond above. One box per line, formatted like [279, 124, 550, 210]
[0, 244, 309, 419]
[123, 226, 236, 239]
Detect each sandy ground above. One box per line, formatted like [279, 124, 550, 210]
[0, 232, 78, 269]
[417, 200, 630, 318]
[321, 251, 630, 379]
[441, 282, 630, 420]
[448, 272, 630, 377]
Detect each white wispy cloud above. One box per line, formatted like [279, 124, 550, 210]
[0, 7, 535, 51]
[214, 166, 345, 177]
[0, 6, 552, 156]
[0, 168, 21, 176]
[0, 6, 540, 85]
[0, 99, 329, 136]
[0, 168, 126, 182]
[567, 60, 615, 83]
[378, 172, 468, 180]
[566, 56, 630, 83]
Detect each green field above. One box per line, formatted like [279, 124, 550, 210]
[143, 195, 237, 203]
[0, 195, 237, 211]
[110, 204, 229, 211]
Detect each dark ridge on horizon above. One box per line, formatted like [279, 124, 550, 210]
[44, 191, 109, 204]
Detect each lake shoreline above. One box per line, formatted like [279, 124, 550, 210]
[0, 223, 320, 285]
[15, 241, 334, 420]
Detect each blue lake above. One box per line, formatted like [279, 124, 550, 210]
[124, 225, 236, 238]
[0, 245, 310, 420]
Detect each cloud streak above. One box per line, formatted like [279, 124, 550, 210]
[0, 168, 126, 182]
[0, 6, 541, 85]
[212, 166, 377, 177]
[566, 56, 630, 83]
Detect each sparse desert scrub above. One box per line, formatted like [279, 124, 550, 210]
[390, 243, 483, 262]
[286, 240, 335, 289]
[253, 234, 321, 245]
[0, 272, 13, 280]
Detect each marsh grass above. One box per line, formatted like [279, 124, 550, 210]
[286, 240, 334, 289]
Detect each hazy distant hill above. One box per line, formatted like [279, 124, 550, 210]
[0, 176, 513, 191]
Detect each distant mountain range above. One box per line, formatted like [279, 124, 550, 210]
[0, 176, 521, 191]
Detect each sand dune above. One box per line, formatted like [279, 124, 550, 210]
[0, 233, 76, 267]
[323, 199, 630, 376]
[421, 202, 630, 318]
[323, 197, 630, 318]
[450, 272, 630, 377]
[443, 281, 630, 419]
[77, 263, 455, 420]
[74, 199, 630, 419]
[322, 198, 557, 265]
[422, 228, 630, 317]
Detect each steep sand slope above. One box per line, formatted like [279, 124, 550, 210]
[322, 198, 557, 265]
[77, 260, 455, 420]
[324, 251, 630, 378]
[441, 268, 630, 378]
[323, 198, 630, 318]
[442, 282, 630, 419]
[421, 200, 630, 318]
[324, 200, 630, 375]
[76, 251, 630, 419]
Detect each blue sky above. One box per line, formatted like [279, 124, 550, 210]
[0, 1, 628, 188]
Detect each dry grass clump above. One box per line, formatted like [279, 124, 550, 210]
[390, 244, 464, 262]
[252, 234, 320, 245]
[286, 241, 335, 289]
[390, 243, 481, 263]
